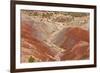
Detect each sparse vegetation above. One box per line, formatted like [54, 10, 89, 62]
[28, 56, 36, 62]
[68, 12, 89, 17]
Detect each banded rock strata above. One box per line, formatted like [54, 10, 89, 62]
[21, 14, 89, 63]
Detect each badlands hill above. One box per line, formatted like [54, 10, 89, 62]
[21, 10, 89, 62]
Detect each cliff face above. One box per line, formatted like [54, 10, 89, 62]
[21, 12, 89, 63]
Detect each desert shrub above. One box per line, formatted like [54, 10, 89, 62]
[28, 56, 36, 62]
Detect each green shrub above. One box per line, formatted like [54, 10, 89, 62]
[28, 56, 36, 62]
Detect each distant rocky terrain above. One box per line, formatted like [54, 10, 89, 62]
[21, 10, 90, 63]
